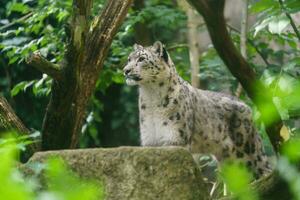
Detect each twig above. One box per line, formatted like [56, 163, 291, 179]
[227, 23, 270, 67]
[0, 12, 33, 31]
[26, 52, 63, 80]
[167, 44, 189, 51]
[278, 0, 300, 43]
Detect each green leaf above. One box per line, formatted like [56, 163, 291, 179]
[221, 162, 257, 200]
[10, 81, 35, 97]
[286, 0, 300, 14]
[282, 139, 300, 163]
[10, 82, 27, 97]
[8, 3, 30, 14]
[56, 10, 69, 22]
[268, 15, 290, 34]
[254, 16, 273, 36]
[112, 71, 125, 84]
[8, 56, 18, 65]
[278, 74, 298, 94]
[250, 0, 276, 13]
[273, 97, 289, 120]
[261, 69, 276, 87]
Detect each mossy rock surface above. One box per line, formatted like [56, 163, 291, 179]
[24, 146, 209, 200]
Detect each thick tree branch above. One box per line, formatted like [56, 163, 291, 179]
[67, 0, 92, 58]
[85, 0, 133, 69]
[0, 96, 28, 134]
[26, 53, 63, 80]
[187, 0, 283, 152]
[278, 0, 300, 43]
[40, 0, 133, 150]
[0, 95, 38, 154]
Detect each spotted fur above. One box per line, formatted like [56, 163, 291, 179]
[124, 41, 272, 178]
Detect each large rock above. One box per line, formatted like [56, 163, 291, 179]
[25, 147, 209, 200]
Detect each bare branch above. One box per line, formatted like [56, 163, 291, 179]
[26, 53, 63, 80]
[0, 12, 33, 31]
[167, 44, 189, 51]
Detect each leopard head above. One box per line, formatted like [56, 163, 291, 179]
[123, 41, 170, 86]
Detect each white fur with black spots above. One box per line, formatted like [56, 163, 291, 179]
[124, 41, 272, 178]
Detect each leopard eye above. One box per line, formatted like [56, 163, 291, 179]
[137, 57, 145, 62]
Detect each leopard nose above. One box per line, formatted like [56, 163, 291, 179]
[124, 68, 131, 75]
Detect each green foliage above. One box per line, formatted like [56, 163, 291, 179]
[277, 139, 300, 200]
[0, 131, 40, 152]
[127, 5, 186, 31]
[43, 158, 103, 200]
[200, 47, 236, 92]
[0, 135, 103, 200]
[277, 157, 300, 200]
[247, 0, 300, 138]
[221, 162, 258, 200]
[221, 139, 300, 200]
[282, 139, 300, 163]
[0, 142, 34, 200]
[10, 74, 52, 97]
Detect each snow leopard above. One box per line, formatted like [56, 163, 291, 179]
[123, 41, 271, 178]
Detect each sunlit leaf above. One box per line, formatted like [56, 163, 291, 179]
[268, 15, 289, 34]
[8, 2, 30, 14]
[250, 0, 277, 13]
[221, 162, 257, 200]
[282, 139, 300, 163]
[10, 82, 27, 97]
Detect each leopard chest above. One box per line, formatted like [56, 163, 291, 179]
[139, 97, 182, 146]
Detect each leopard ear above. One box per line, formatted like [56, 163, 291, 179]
[153, 41, 168, 63]
[153, 41, 163, 55]
[134, 43, 143, 50]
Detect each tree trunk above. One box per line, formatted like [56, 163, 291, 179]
[179, 1, 201, 88]
[235, 0, 248, 97]
[186, 0, 283, 153]
[187, 7, 201, 88]
[27, 0, 133, 150]
[0, 95, 37, 154]
[0, 95, 29, 134]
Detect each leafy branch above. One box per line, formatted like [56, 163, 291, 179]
[26, 53, 63, 81]
[278, 0, 300, 42]
[227, 24, 270, 67]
